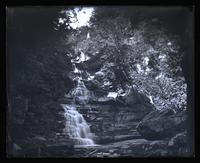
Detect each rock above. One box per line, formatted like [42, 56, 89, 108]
[76, 91, 155, 144]
[121, 89, 140, 106]
[121, 88, 155, 113]
[166, 131, 189, 156]
[90, 97, 117, 105]
[168, 131, 187, 147]
[109, 149, 114, 153]
[8, 143, 23, 156]
[95, 71, 105, 79]
[149, 140, 167, 149]
[13, 143, 22, 151]
[32, 136, 47, 142]
[136, 109, 186, 140]
[96, 152, 111, 157]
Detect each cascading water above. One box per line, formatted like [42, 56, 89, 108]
[62, 62, 96, 146]
[71, 77, 92, 105]
[62, 104, 95, 146]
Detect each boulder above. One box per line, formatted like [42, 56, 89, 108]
[165, 131, 191, 156]
[121, 88, 155, 110]
[114, 89, 155, 121]
[168, 131, 187, 147]
[136, 109, 186, 140]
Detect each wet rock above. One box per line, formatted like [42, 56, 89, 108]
[136, 109, 186, 140]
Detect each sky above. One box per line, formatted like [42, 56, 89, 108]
[66, 7, 94, 29]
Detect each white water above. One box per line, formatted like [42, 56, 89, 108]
[61, 49, 97, 146]
[62, 104, 95, 146]
[71, 77, 92, 104]
[107, 92, 118, 99]
[62, 65, 96, 146]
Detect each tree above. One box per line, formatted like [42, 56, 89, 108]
[64, 7, 187, 111]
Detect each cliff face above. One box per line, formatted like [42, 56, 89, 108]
[61, 89, 155, 145]
[6, 8, 74, 154]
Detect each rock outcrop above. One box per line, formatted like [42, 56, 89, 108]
[136, 109, 186, 140]
[69, 89, 155, 144]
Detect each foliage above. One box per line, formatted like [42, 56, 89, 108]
[60, 8, 187, 111]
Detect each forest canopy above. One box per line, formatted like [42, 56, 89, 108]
[54, 6, 188, 111]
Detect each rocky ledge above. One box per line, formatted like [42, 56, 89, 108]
[136, 109, 186, 140]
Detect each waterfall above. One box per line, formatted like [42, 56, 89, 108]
[62, 104, 95, 146]
[62, 63, 96, 146]
[60, 51, 98, 147]
[71, 77, 91, 104]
